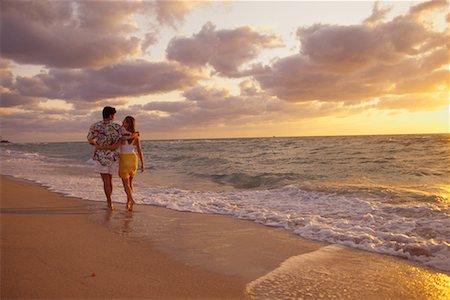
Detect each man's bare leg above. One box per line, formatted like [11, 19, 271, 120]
[101, 173, 114, 210]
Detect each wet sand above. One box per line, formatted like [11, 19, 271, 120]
[0, 176, 245, 299]
[1, 175, 449, 299]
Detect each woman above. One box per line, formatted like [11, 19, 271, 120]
[96, 116, 144, 211]
[118, 116, 144, 211]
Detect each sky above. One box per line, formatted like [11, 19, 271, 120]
[1, 0, 449, 142]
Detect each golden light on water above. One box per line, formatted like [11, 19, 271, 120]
[403, 267, 450, 300]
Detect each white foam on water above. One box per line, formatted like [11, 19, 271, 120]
[0, 149, 128, 204]
[134, 185, 450, 272]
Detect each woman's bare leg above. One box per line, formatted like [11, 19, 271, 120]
[129, 175, 134, 192]
[121, 177, 135, 211]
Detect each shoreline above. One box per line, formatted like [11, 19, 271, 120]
[1, 175, 449, 299]
[1, 175, 246, 299]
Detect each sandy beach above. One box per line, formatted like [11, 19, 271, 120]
[1, 175, 449, 299]
[0, 176, 245, 299]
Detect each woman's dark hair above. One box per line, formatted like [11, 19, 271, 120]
[102, 106, 116, 119]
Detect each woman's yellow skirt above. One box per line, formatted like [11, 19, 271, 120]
[119, 153, 138, 179]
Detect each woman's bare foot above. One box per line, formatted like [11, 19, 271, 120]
[126, 200, 135, 211]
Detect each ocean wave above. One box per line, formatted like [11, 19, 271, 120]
[209, 173, 279, 189]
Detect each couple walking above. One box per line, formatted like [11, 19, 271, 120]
[87, 106, 144, 211]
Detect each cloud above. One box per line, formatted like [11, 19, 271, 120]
[0, 93, 39, 107]
[0, 107, 98, 142]
[0, 59, 14, 89]
[0, 1, 146, 68]
[2, 1, 448, 141]
[166, 22, 283, 76]
[364, 2, 393, 25]
[132, 84, 273, 130]
[130, 82, 351, 133]
[153, 0, 210, 27]
[253, 1, 448, 111]
[408, 0, 448, 16]
[394, 69, 448, 94]
[377, 93, 449, 112]
[140, 101, 194, 113]
[0, 0, 207, 69]
[13, 60, 203, 103]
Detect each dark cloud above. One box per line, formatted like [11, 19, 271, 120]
[0, 1, 212, 69]
[252, 1, 448, 111]
[13, 60, 203, 103]
[0, 93, 39, 107]
[0, 1, 146, 68]
[0, 107, 98, 142]
[166, 22, 283, 76]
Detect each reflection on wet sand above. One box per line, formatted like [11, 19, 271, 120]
[246, 245, 450, 299]
[102, 209, 135, 236]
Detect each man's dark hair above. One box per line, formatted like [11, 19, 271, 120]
[102, 106, 116, 119]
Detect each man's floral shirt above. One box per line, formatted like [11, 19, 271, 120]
[87, 120, 128, 166]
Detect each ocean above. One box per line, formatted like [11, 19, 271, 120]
[1, 134, 449, 272]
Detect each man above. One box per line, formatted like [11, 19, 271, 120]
[87, 106, 129, 210]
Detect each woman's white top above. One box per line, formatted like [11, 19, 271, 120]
[120, 142, 135, 154]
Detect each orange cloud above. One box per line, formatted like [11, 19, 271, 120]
[377, 94, 449, 112]
[408, 0, 448, 17]
[0, 59, 13, 90]
[153, 0, 211, 27]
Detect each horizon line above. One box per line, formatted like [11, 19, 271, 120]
[3, 132, 449, 144]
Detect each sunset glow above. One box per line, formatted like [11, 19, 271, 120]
[1, 0, 449, 142]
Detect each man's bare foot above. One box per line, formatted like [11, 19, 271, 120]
[108, 203, 115, 210]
